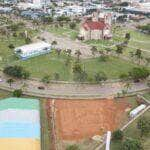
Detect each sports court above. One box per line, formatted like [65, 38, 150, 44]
[0, 98, 41, 150]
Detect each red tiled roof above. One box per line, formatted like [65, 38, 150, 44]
[82, 21, 106, 31]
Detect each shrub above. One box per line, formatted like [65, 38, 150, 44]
[98, 56, 109, 62]
[13, 89, 22, 97]
[129, 67, 149, 81]
[69, 22, 76, 29]
[122, 138, 143, 150]
[8, 44, 15, 49]
[3, 65, 30, 79]
[112, 130, 123, 140]
[94, 71, 107, 83]
[66, 144, 80, 150]
[137, 116, 150, 137]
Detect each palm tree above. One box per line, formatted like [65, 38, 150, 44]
[55, 48, 62, 57]
[51, 40, 57, 49]
[75, 50, 82, 61]
[135, 49, 142, 64]
[66, 49, 72, 57]
[124, 82, 131, 93]
[7, 78, 14, 87]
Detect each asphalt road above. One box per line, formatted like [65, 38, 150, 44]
[0, 74, 149, 99]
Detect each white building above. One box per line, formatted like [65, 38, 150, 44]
[130, 104, 146, 117]
[15, 42, 51, 60]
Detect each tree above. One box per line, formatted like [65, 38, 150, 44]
[69, 22, 76, 29]
[65, 49, 72, 56]
[7, 78, 14, 87]
[75, 50, 82, 61]
[129, 67, 149, 82]
[98, 55, 109, 62]
[73, 62, 82, 74]
[51, 40, 57, 49]
[76, 70, 88, 82]
[135, 49, 142, 64]
[8, 44, 14, 49]
[66, 144, 80, 150]
[125, 33, 130, 41]
[112, 130, 123, 140]
[122, 138, 143, 150]
[25, 37, 32, 44]
[116, 44, 124, 56]
[3, 65, 30, 79]
[55, 48, 62, 57]
[54, 72, 60, 80]
[137, 116, 150, 137]
[94, 71, 107, 83]
[13, 89, 22, 97]
[119, 73, 129, 81]
[42, 16, 53, 24]
[41, 75, 51, 84]
[90, 46, 97, 57]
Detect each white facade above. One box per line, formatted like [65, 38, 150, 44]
[15, 42, 51, 60]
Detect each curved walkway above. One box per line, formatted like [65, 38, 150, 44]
[0, 73, 149, 99]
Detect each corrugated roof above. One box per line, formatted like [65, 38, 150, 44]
[15, 42, 51, 54]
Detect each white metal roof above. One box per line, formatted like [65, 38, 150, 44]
[15, 41, 51, 54]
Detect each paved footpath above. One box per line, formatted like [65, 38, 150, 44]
[0, 74, 149, 99]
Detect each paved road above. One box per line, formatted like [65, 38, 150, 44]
[0, 74, 149, 99]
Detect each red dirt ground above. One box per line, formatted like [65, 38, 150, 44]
[50, 99, 130, 141]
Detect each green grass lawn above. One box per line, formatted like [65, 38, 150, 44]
[143, 92, 150, 101]
[11, 54, 138, 81]
[46, 24, 79, 40]
[109, 108, 150, 150]
[0, 37, 139, 81]
[82, 56, 138, 79]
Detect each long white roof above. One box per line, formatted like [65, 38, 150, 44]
[15, 41, 51, 54]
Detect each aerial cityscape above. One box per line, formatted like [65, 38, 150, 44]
[0, 0, 150, 150]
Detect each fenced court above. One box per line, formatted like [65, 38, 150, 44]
[0, 97, 41, 150]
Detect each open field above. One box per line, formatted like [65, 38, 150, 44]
[53, 99, 132, 141]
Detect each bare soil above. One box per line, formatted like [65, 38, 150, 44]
[49, 99, 131, 141]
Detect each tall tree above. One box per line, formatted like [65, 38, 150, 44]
[90, 46, 97, 57]
[135, 49, 142, 64]
[75, 50, 82, 61]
